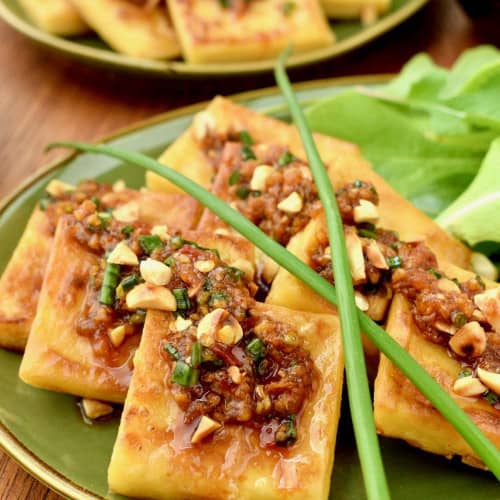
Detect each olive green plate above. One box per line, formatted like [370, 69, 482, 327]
[0, 78, 498, 499]
[0, 0, 429, 76]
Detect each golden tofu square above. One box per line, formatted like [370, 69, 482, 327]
[18, 0, 88, 36]
[19, 192, 201, 403]
[71, 0, 181, 59]
[374, 291, 500, 468]
[167, 0, 334, 64]
[108, 303, 344, 499]
[0, 208, 53, 351]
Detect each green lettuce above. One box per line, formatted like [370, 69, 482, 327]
[305, 45, 500, 247]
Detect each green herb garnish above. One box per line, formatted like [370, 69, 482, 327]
[452, 311, 467, 328]
[191, 341, 202, 368]
[458, 368, 472, 378]
[164, 343, 180, 360]
[171, 361, 198, 387]
[139, 235, 163, 254]
[246, 338, 265, 361]
[164, 255, 175, 267]
[121, 225, 134, 237]
[483, 390, 499, 406]
[173, 288, 191, 310]
[241, 145, 256, 160]
[169, 235, 184, 249]
[100, 262, 120, 306]
[120, 273, 141, 292]
[387, 256, 402, 269]
[236, 186, 250, 199]
[238, 130, 254, 146]
[278, 151, 296, 166]
[228, 170, 241, 186]
[427, 268, 443, 279]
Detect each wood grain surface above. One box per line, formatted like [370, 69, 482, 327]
[0, 0, 499, 498]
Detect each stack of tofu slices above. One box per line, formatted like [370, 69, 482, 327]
[17, 0, 391, 63]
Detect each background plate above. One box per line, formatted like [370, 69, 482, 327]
[0, 77, 498, 499]
[0, 0, 429, 76]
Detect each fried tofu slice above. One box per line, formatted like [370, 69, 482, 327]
[374, 288, 500, 469]
[18, 0, 88, 36]
[18, 215, 251, 403]
[167, 0, 334, 64]
[321, 0, 390, 20]
[0, 209, 53, 351]
[108, 303, 343, 499]
[0, 181, 200, 352]
[147, 96, 471, 269]
[70, 0, 181, 59]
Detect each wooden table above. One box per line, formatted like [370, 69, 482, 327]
[0, 0, 498, 498]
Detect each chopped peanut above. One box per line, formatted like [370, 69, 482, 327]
[107, 241, 139, 266]
[113, 201, 139, 223]
[126, 284, 176, 311]
[353, 199, 379, 224]
[195, 260, 215, 273]
[477, 367, 500, 395]
[452, 376, 487, 397]
[191, 416, 221, 444]
[46, 179, 75, 198]
[81, 398, 113, 420]
[277, 192, 303, 214]
[449, 321, 487, 358]
[140, 258, 172, 286]
[250, 165, 274, 191]
[108, 325, 127, 347]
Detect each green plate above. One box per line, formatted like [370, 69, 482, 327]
[0, 77, 498, 500]
[0, 0, 429, 76]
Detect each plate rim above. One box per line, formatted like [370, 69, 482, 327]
[0, 73, 392, 499]
[0, 0, 429, 76]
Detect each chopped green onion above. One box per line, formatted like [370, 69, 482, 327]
[139, 235, 163, 254]
[171, 361, 198, 387]
[164, 342, 180, 360]
[250, 190, 262, 197]
[90, 196, 100, 207]
[120, 273, 141, 292]
[275, 415, 297, 445]
[191, 341, 202, 368]
[452, 311, 467, 328]
[236, 186, 250, 199]
[358, 228, 378, 239]
[387, 256, 402, 269]
[52, 132, 500, 480]
[275, 52, 389, 498]
[164, 255, 175, 267]
[427, 268, 443, 279]
[121, 225, 134, 237]
[238, 130, 253, 146]
[170, 235, 184, 249]
[458, 368, 472, 378]
[183, 239, 220, 258]
[483, 391, 499, 405]
[241, 145, 256, 160]
[100, 263, 120, 306]
[201, 348, 223, 367]
[353, 180, 363, 188]
[278, 151, 296, 166]
[98, 212, 112, 228]
[246, 338, 265, 361]
[228, 170, 241, 186]
[173, 288, 191, 310]
[226, 266, 244, 281]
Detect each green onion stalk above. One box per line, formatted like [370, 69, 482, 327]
[275, 49, 389, 500]
[50, 143, 500, 482]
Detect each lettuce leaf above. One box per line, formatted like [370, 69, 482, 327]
[305, 45, 500, 245]
[436, 138, 500, 246]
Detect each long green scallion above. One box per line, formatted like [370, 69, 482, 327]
[50, 140, 500, 481]
[275, 49, 389, 500]
[99, 262, 120, 306]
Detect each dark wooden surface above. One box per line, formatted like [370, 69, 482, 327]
[0, 0, 498, 498]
